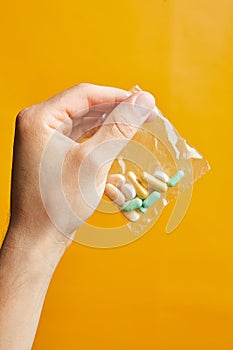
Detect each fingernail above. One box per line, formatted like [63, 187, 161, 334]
[134, 92, 155, 118]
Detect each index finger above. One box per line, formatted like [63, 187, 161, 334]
[44, 83, 131, 120]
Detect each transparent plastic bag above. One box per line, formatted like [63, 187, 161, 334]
[73, 85, 210, 248]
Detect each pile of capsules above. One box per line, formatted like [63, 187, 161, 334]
[104, 169, 185, 222]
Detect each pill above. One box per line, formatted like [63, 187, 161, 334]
[104, 183, 125, 206]
[122, 210, 140, 222]
[120, 183, 136, 200]
[138, 206, 147, 214]
[142, 191, 161, 208]
[107, 174, 126, 188]
[142, 172, 167, 193]
[167, 170, 185, 187]
[127, 171, 149, 199]
[122, 197, 142, 212]
[153, 170, 169, 183]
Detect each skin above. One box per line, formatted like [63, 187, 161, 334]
[0, 83, 155, 350]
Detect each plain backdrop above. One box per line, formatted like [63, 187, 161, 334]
[0, 0, 233, 349]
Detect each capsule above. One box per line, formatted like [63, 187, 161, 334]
[153, 170, 169, 183]
[167, 170, 185, 187]
[142, 172, 167, 193]
[122, 210, 140, 222]
[107, 174, 126, 188]
[120, 183, 136, 200]
[127, 171, 149, 199]
[138, 206, 147, 214]
[142, 191, 161, 208]
[104, 183, 125, 206]
[122, 197, 142, 212]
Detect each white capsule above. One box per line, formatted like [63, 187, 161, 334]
[143, 172, 168, 193]
[120, 183, 136, 200]
[107, 174, 126, 188]
[153, 170, 169, 183]
[122, 210, 140, 222]
[104, 183, 125, 206]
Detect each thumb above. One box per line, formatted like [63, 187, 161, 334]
[85, 91, 155, 155]
[76, 92, 155, 214]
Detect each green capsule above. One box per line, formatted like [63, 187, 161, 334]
[142, 191, 161, 208]
[138, 206, 147, 214]
[122, 198, 142, 212]
[167, 170, 185, 187]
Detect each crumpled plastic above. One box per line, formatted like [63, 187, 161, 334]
[107, 85, 210, 234]
[73, 85, 210, 247]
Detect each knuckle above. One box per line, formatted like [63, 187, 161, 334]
[16, 108, 30, 127]
[16, 106, 36, 134]
[17, 107, 30, 120]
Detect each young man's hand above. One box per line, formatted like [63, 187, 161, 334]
[8, 83, 155, 258]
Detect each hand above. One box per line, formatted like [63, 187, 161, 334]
[8, 83, 155, 255]
[0, 84, 155, 350]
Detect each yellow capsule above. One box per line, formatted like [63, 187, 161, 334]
[127, 171, 149, 199]
[104, 183, 125, 206]
[142, 172, 167, 193]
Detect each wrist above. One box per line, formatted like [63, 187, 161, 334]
[2, 223, 70, 277]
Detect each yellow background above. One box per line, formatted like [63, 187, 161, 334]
[1, 0, 233, 349]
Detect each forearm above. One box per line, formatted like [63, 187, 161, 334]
[0, 226, 65, 350]
[0, 84, 154, 350]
